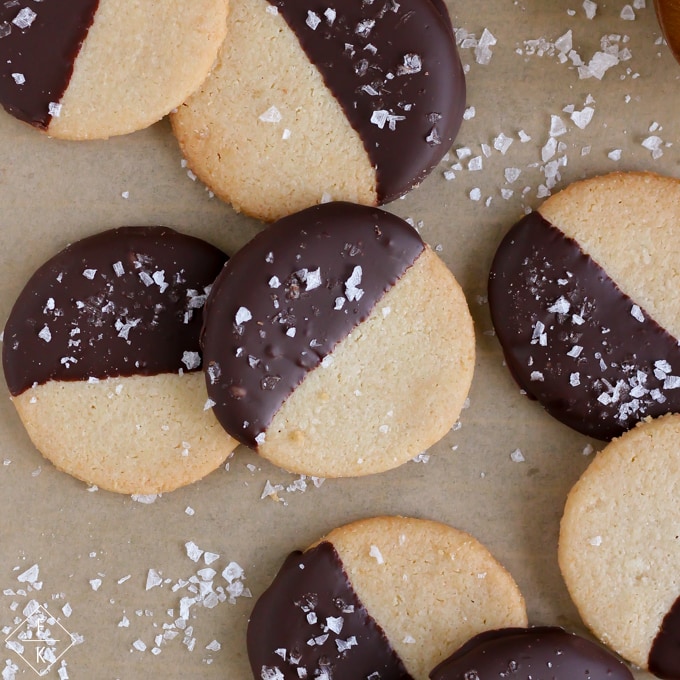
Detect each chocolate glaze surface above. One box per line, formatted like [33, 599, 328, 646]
[268, 0, 465, 204]
[649, 596, 680, 679]
[247, 541, 413, 680]
[201, 201, 425, 448]
[0, 0, 99, 128]
[488, 211, 680, 440]
[2, 227, 227, 395]
[429, 627, 634, 679]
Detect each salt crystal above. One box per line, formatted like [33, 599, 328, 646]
[571, 106, 594, 129]
[474, 28, 497, 65]
[185, 541, 204, 562]
[235, 307, 252, 325]
[369, 545, 384, 564]
[11, 73, 24, 85]
[146, 569, 163, 591]
[259, 106, 282, 124]
[620, 5, 635, 19]
[630, 304, 645, 322]
[181, 351, 201, 370]
[583, 0, 597, 19]
[82, 268, 97, 280]
[468, 156, 483, 171]
[306, 10, 321, 29]
[510, 448, 525, 463]
[550, 115, 567, 137]
[493, 133, 513, 155]
[12, 7, 36, 29]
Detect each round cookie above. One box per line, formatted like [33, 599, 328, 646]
[488, 171, 680, 441]
[247, 516, 528, 680]
[429, 627, 634, 679]
[171, 0, 465, 222]
[201, 201, 475, 478]
[0, 0, 228, 139]
[2, 226, 237, 494]
[559, 414, 680, 677]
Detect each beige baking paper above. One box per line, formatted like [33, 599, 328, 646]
[0, 1, 673, 678]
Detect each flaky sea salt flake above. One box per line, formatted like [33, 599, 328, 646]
[13, 7, 36, 29]
[306, 10, 321, 29]
[235, 307, 252, 325]
[571, 107, 595, 129]
[259, 106, 282, 124]
[620, 4, 635, 19]
[630, 304, 645, 322]
[369, 545, 384, 564]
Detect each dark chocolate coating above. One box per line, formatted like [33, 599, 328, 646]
[268, 0, 465, 204]
[488, 212, 680, 441]
[0, 1, 99, 128]
[649, 596, 680, 679]
[247, 541, 413, 680]
[429, 627, 634, 679]
[200, 201, 425, 448]
[2, 227, 227, 395]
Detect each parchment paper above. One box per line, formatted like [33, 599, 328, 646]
[0, 1, 673, 677]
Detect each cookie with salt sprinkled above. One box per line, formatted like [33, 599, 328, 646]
[2, 227, 238, 494]
[429, 627, 634, 680]
[247, 516, 528, 680]
[559, 413, 680, 678]
[488, 171, 680, 441]
[170, 0, 465, 222]
[0, 0, 228, 139]
[200, 201, 475, 478]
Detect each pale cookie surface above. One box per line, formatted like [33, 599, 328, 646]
[559, 413, 680, 677]
[0, 0, 229, 139]
[247, 516, 528, 680]
[489, 171, 680, 441]
[2, 227, 237, 494]
[201, 202, 475, 478]
[171, 0, 465, 221]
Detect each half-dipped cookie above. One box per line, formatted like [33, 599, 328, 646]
[488, 171, 680, 441]
[429, 627, 634, 680]
[0, 0, 228, 139]
[247, 516, 528, 680]
[559, 414, 680, 678]
[171, 0, 465, 221]
[2, 227, 237, 494]
[201, 202, 475, 478]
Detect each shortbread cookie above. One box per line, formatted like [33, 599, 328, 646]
[247, 516, 528, 680]
[171, 0, 465, 221]
[429, 627, 634, 679]
[201, 202, 475, 477]
[488, 171, 680, 440]
[2, 227, 237, 494]
[0, 0, 228, 139]
[559, 414, 680, 677]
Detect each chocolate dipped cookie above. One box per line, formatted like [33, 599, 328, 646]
[429, 627, 634, 680]
[559, 414, 680, 678]
[201, 202, 475, 478]
[0, 0, 228, 139]
[488, 171, 680, 441]
[171, 0, 465, 221]
[2, 227, 237, 494]
[248, 516, 528, 680]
